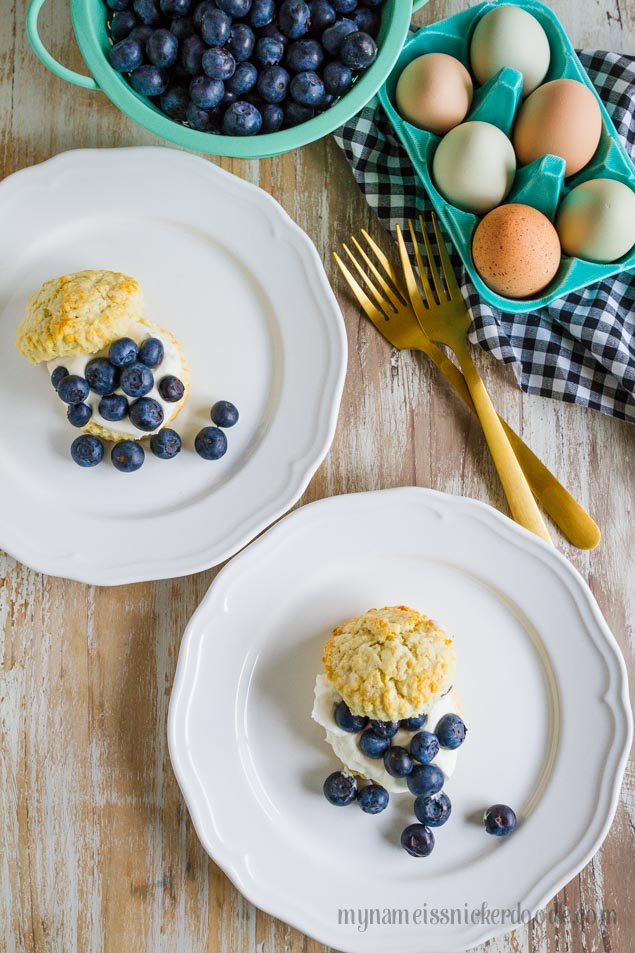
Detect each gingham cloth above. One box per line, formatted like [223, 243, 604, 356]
[334, 51, 635, 423]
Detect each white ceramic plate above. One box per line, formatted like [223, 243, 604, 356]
[168, 488, 632, 953]
[0, 147, 346, 585]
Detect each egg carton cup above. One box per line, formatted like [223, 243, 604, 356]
[378, 0, 635, 313]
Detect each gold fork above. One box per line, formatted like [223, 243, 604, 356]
[333, 233, 601, 550]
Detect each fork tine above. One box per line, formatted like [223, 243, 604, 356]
[407, 219, 436, 308]
[360, 229, 404, 293]
[418, 214, 447, 303]
[333, 252, 393, 329]
[396, 224, 431, 325]
[342, 243, 393, 313]
[431, 212, 462, 300]
[351, 236, 405, 311]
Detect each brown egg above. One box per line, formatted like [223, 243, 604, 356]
[472, 204, 561, 299]
[395, 53, 473, 135]
[513, 79, 602, 177]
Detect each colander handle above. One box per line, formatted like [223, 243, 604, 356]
[26, 0, 99, 90]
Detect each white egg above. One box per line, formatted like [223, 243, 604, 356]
[556, 178, 635, 263]
[432, 121, 517, 215]
[470, 5, 551, 97]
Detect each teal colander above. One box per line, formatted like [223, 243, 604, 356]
[27, 0, 428, 159]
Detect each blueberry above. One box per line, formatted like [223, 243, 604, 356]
[249, 0, 274, 27]
[334, 700, 367, 733]
[129, 396, 164, 431]
[359, 729, 390, 759]
[226, 62, 258, 95]
[186, 103, 214, 130]
[192, 0, 215, 28]
[106, 0, 131, 11]
[414, 792, 452, 827]
[255, 36, 285, 68]
[279, 0, 311, 39]
[108, 37, 144, 72]
[160, 83, 190, 119]
[357, 783, 389, 815]
[401, 712, 426, 732]
[257, 65, 290, 103]
[401, 823, 435, 857]
[111, 440, 145, 472]
[407, 763, 444, 797]
[323, 60, 352, 97]
[368, 719, 399, 739]
[110, 10, 138, 42]
[261, 102, 284, 132]
[132, 0, 162, 24]
[290, 70, 325, 106]
[223, 101, 262, 135]
[158, 374, 185, 401]
[120, 362, 154, 398]
[99, 393, 129, 421]
[202, 46, 236, 81]
[384, 745, 413, 777]
[194, 425, 228, 459]
[180, 34, 205, 74]
[228, 23, 255, 62]
[284, 100, 314, 125]
[435, 713, 467, 749]
[160, 0, 190, 15]
[70, 434, 104, 467]
[131, 64, 169, 95]
[67, 402, 93, 428]
[484, 804, 517, 837]
[200, 8, 231, 47]
[51, 366, 69, 391]
[147, 28, 179, 67]
[170, 15, 195, 38]
[221, 89, 238, 108]
[308, 0, 336, 34]
[323, 770, 357, 806]
[109, 337, 139, 367]
[322, 17, 356, 55]
[332, 0, 357, 11]
[409, 730, 439, 764]
[58, 374, 90, 405]
[128, 23, 153, 43]
[285, 38, 323, 73]
[352, 7, 379, 34]
[260, 22, 287, 43]
[138, 337, 165, 368]
[190, 74, 225, 107]
[150, 427, 182, 458]
[340, 30, 377, 70]
[85, 357, 119, 396]
[216, 0, 252, 14]
[210, 400, 239, 427]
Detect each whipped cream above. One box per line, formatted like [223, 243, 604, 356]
[312, 673, 459, 794]
[47, 321, 185, 438]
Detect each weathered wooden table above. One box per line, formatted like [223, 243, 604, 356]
[1, 0, 634, 950]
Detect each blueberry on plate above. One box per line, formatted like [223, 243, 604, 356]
[435, 713, 467, 749]
[290, 71, 325, 106]
[250, 0, 275, 28]
[414, 791, 452, 827]
[401, 712, 426, 732]
[150, 427, 182, 459]
[129, 396, 164, 431]
[409, 730, 439, 764]
[147, 28, 179, 67]
[216, 0, 251, 14]
[110, 10, 138, 43]
[261, 103, 284, 132]
[384, 745, 413, 778]
[67, 402, 93, 428]
[401, 823, 435, 857]
[322, 17, 356, 55]
[323, 770, 357, 806]
[85, 357, 119, 396]
[57, 374, 90, 405]
[359, 728, 390, 759]
[160, 84, 190, 119]
[257, 66, 290, 104]
[210, 400, 239, 428]
[407, 762, 444, 797]
[279, 0, 311, 39]
[158, 374, 185, 402]
[286, 38, 324, 73]
[190, 75, 225, 108]
[200, 8, 231, 46]
[111, 440, 145, 472]
[137, 337, 164, 369]
[368, 719, 399, 739]
[70, 434, 104, 467]
[228, 23, 255, 62]
[99, 393, 129, 421]
[334, 700, 367, 733]
[323, 60, 353, 98]
[194, 425, 228, 459]
[108, 37, 144, 72]
[131, 64, 169, 96]
[483, 804, 517, 837]
[223, 101, 262, 136]
[357, 783, 389, 815]
[308, 0, 336, 34]
[202, 46, 236, 81]
[51, 366, 69, 391]
[255, 35, 284, 67]
[132, 0, 162, 25]
[340, 31, 378, 70]
[120, 362, 154, 398]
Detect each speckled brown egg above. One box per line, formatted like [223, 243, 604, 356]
[472, 204, 561, 299]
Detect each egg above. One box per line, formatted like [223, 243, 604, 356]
[470, 5, 551, 97]
[472, 204, 561, 298]
[395, 53, 473, 135]
[513, 79, 602, 177]
[432, 121, 516, 214]
[556, 178, 635, 263]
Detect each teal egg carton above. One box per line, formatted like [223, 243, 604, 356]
[378, 0, 635, 313]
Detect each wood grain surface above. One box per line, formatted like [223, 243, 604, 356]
[1, 1, 634, 951]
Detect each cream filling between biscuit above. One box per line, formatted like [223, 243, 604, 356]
[312, 674, 459, 794]
[47, 322, 185, 439]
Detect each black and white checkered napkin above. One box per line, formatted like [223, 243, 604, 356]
[334, 51, 635, 423]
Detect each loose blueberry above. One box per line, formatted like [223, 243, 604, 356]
[120, 362, 154, 398]
[414, 792, 452, 827]
[323, 60, 352, 98]
[383, 745, 413, 778]
[435, 713, 467, 749]
[70, 434, 104, 467]
[200, 8, 231, 46]
[110, 10, 139, 42]
[368, 719, 399, 739]
[160, 0, 190, 15]
[226, 62, 258, 95]
[409, 730, 440, 764]
[358, 729, 390, 759]
[131, 64, 169, 95]
[129, 396, 164, 431]
[158, 375, 185, 401]
[279, 0, 311, 39]
[108, 37, 144, 72]
[407, 763, 444, 797]
[249, 0, 275, 27]
[202, 46, 236, 81]
[285, 38, 324, 73]
[150, 427, 182, 458]
[483, 804, 517, 837]
[85, 357, 119, 396]
[334, 700, 368, 733]
[51, 366, 69, 391]
[257, 65, 290, 103]
[190, 75, 225, 107]
[132, 0, 162, 25]
[210, 400, 239, 427]
[228, 22, 255, 62]
[109, 337, 139, 367]
[290, 70, 325, 106]
[357, 783, 389, 815]
[255, 35, 285, 67]
[99, 393, 129, 421]
[137, 337, 165, 369]
[401, 712, 426, 731]
[147, 28, 179, 67]
[67, 402, 93, 428]
[194, 425, 228, 459]
[261, 102, 284, 132]
[58, 375, 90, 405]
[340, 30, 377, 70]
[111, 440, 145, 472]
[308, 0, 336, 34]
[216, 0, 252, 14]
[223, 101, 262, 135]
[180, 34, 205, 73]
[401, 823, 435, 857]
[323, 770, 357, 806]
[322, 17, 356, 55]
